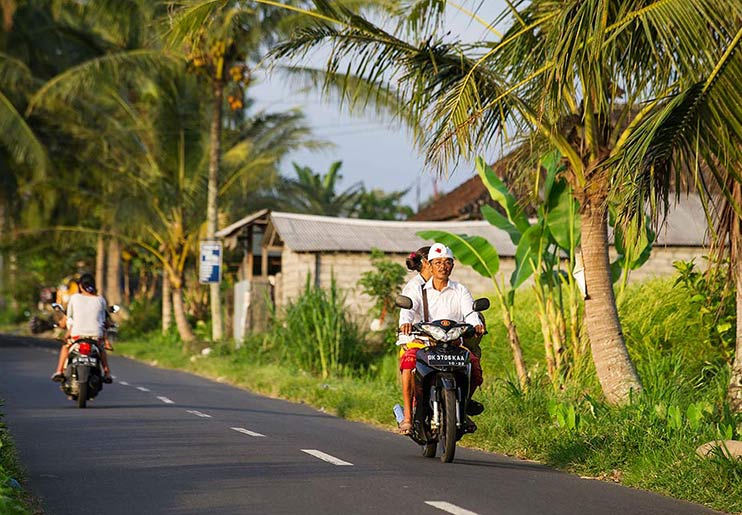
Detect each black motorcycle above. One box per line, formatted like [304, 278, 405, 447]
[62, 336, 105, 408]
[52, 302, 117, 408]
[394, 295, 489, 463]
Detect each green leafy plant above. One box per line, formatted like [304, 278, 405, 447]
[357, 249, 407, 326]
[673, 259, 735, 357]
[548, 400, 581, 432]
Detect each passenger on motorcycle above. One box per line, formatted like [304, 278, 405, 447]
[397, 243, 485, 434]
[51, 273, 113, 383]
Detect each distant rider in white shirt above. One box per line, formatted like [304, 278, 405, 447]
[51, 273, 113, 383]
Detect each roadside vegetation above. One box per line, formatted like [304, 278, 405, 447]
[112, 268, 742, 514]
[0, 407, 30, 515]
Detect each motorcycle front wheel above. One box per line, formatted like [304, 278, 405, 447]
[77, 381, 88, 408]
[439, 388, 457, 463]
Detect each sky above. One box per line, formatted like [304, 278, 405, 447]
[250, 1, 509, 211]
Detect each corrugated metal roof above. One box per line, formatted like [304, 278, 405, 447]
[216, 208, 270, 238]
[270, 212, 518, 255]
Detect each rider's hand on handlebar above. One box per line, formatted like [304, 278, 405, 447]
[399, 323, 412, 335]
[474, 324, 485, 336]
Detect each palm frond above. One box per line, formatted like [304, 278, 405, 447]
[0, 89, 48, 174]
[610, 22, 742, 226]
[270, 64, 420, 129]
[26, 49, 180, 115]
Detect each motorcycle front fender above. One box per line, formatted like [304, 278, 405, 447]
[438, 374, 457, 391]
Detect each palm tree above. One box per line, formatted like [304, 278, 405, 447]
[607, 23, 742, 408]
[267, 0, 742, 403]
[164, 0, 315, 341]
[272, 161, 363, 216]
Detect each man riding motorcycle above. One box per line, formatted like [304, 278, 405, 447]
[397, 243, 485, 434]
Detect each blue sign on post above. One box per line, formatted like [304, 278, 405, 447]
[199, 240, 222, 284]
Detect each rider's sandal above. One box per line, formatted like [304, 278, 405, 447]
[463, 416, 477, 434]
[51, 372, 64, 383]
[399, 420, 412, 435]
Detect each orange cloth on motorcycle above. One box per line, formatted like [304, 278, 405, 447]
[66, 293, 108, 338]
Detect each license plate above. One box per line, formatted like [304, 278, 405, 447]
[428, 353, 468, 367]
[73, 357, 97, 366]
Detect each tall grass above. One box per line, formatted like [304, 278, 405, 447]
[265, 276, 367, 378]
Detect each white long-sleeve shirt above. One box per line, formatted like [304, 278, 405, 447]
[399, 277, 481, 328]
[66, 293, 107, 338]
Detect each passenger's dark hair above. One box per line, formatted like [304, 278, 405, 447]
[405, 246, 431, 272]
[78, 273, 96, 294]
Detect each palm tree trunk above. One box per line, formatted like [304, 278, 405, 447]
[162, 268, 172, 334]
[106, 238, 122, 304]
[728, 183, 742, 411]
[729, 251, 742, 412]
[123, 259, 131, 304]
[581, 199, 642, 404]
[172, 284, 195, 343]
[0, 200, 5, 310]
[95, 234, 105, 295]
[207, 77, 224, 341]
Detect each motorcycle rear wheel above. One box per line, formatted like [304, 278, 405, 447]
[77, 382, 88, 409]
[439, 389, 457, 463]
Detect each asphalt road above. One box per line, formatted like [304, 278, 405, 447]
[0, 334, 721, 515]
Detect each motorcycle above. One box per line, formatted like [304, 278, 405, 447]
[393, 295, 489, 463]
[51, 302, 118, 408]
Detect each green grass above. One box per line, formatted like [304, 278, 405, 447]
[75, 276, 742, 513]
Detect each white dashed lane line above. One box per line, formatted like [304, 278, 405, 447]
[136, 386, 151, 392]
[156, 396, 175, 404]
[425, 501, 480, 515]
[118, 381, 129, 386]
[300, 449, 353, 466]
[230, 427, 266, 437]
[186, 410, 212, 418]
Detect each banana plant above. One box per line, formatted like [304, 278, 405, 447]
[420, 153, 583, 387]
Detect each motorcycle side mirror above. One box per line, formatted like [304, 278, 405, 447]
[109, 304, 120, 314]
[472, 298, 490, 312]
[395, 295, 413, 309]
[51, 303, 64, 312]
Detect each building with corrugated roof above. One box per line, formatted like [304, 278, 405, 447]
[218, 199, 708, 341]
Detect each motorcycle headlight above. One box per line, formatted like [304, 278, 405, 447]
[444, 326, 466, 341]
[419, 324, 448, 340]
[419, 324, 467, 342]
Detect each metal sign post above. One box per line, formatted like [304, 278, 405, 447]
[199, 240, 222, 284]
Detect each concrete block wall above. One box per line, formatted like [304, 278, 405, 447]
[271, 246, 704, 327]
[609, 246, 704, 282]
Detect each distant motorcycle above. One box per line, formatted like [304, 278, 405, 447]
[51, 302, 118, 408]
[29, 314, 56, 334]
[393, 295, 489, 463]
